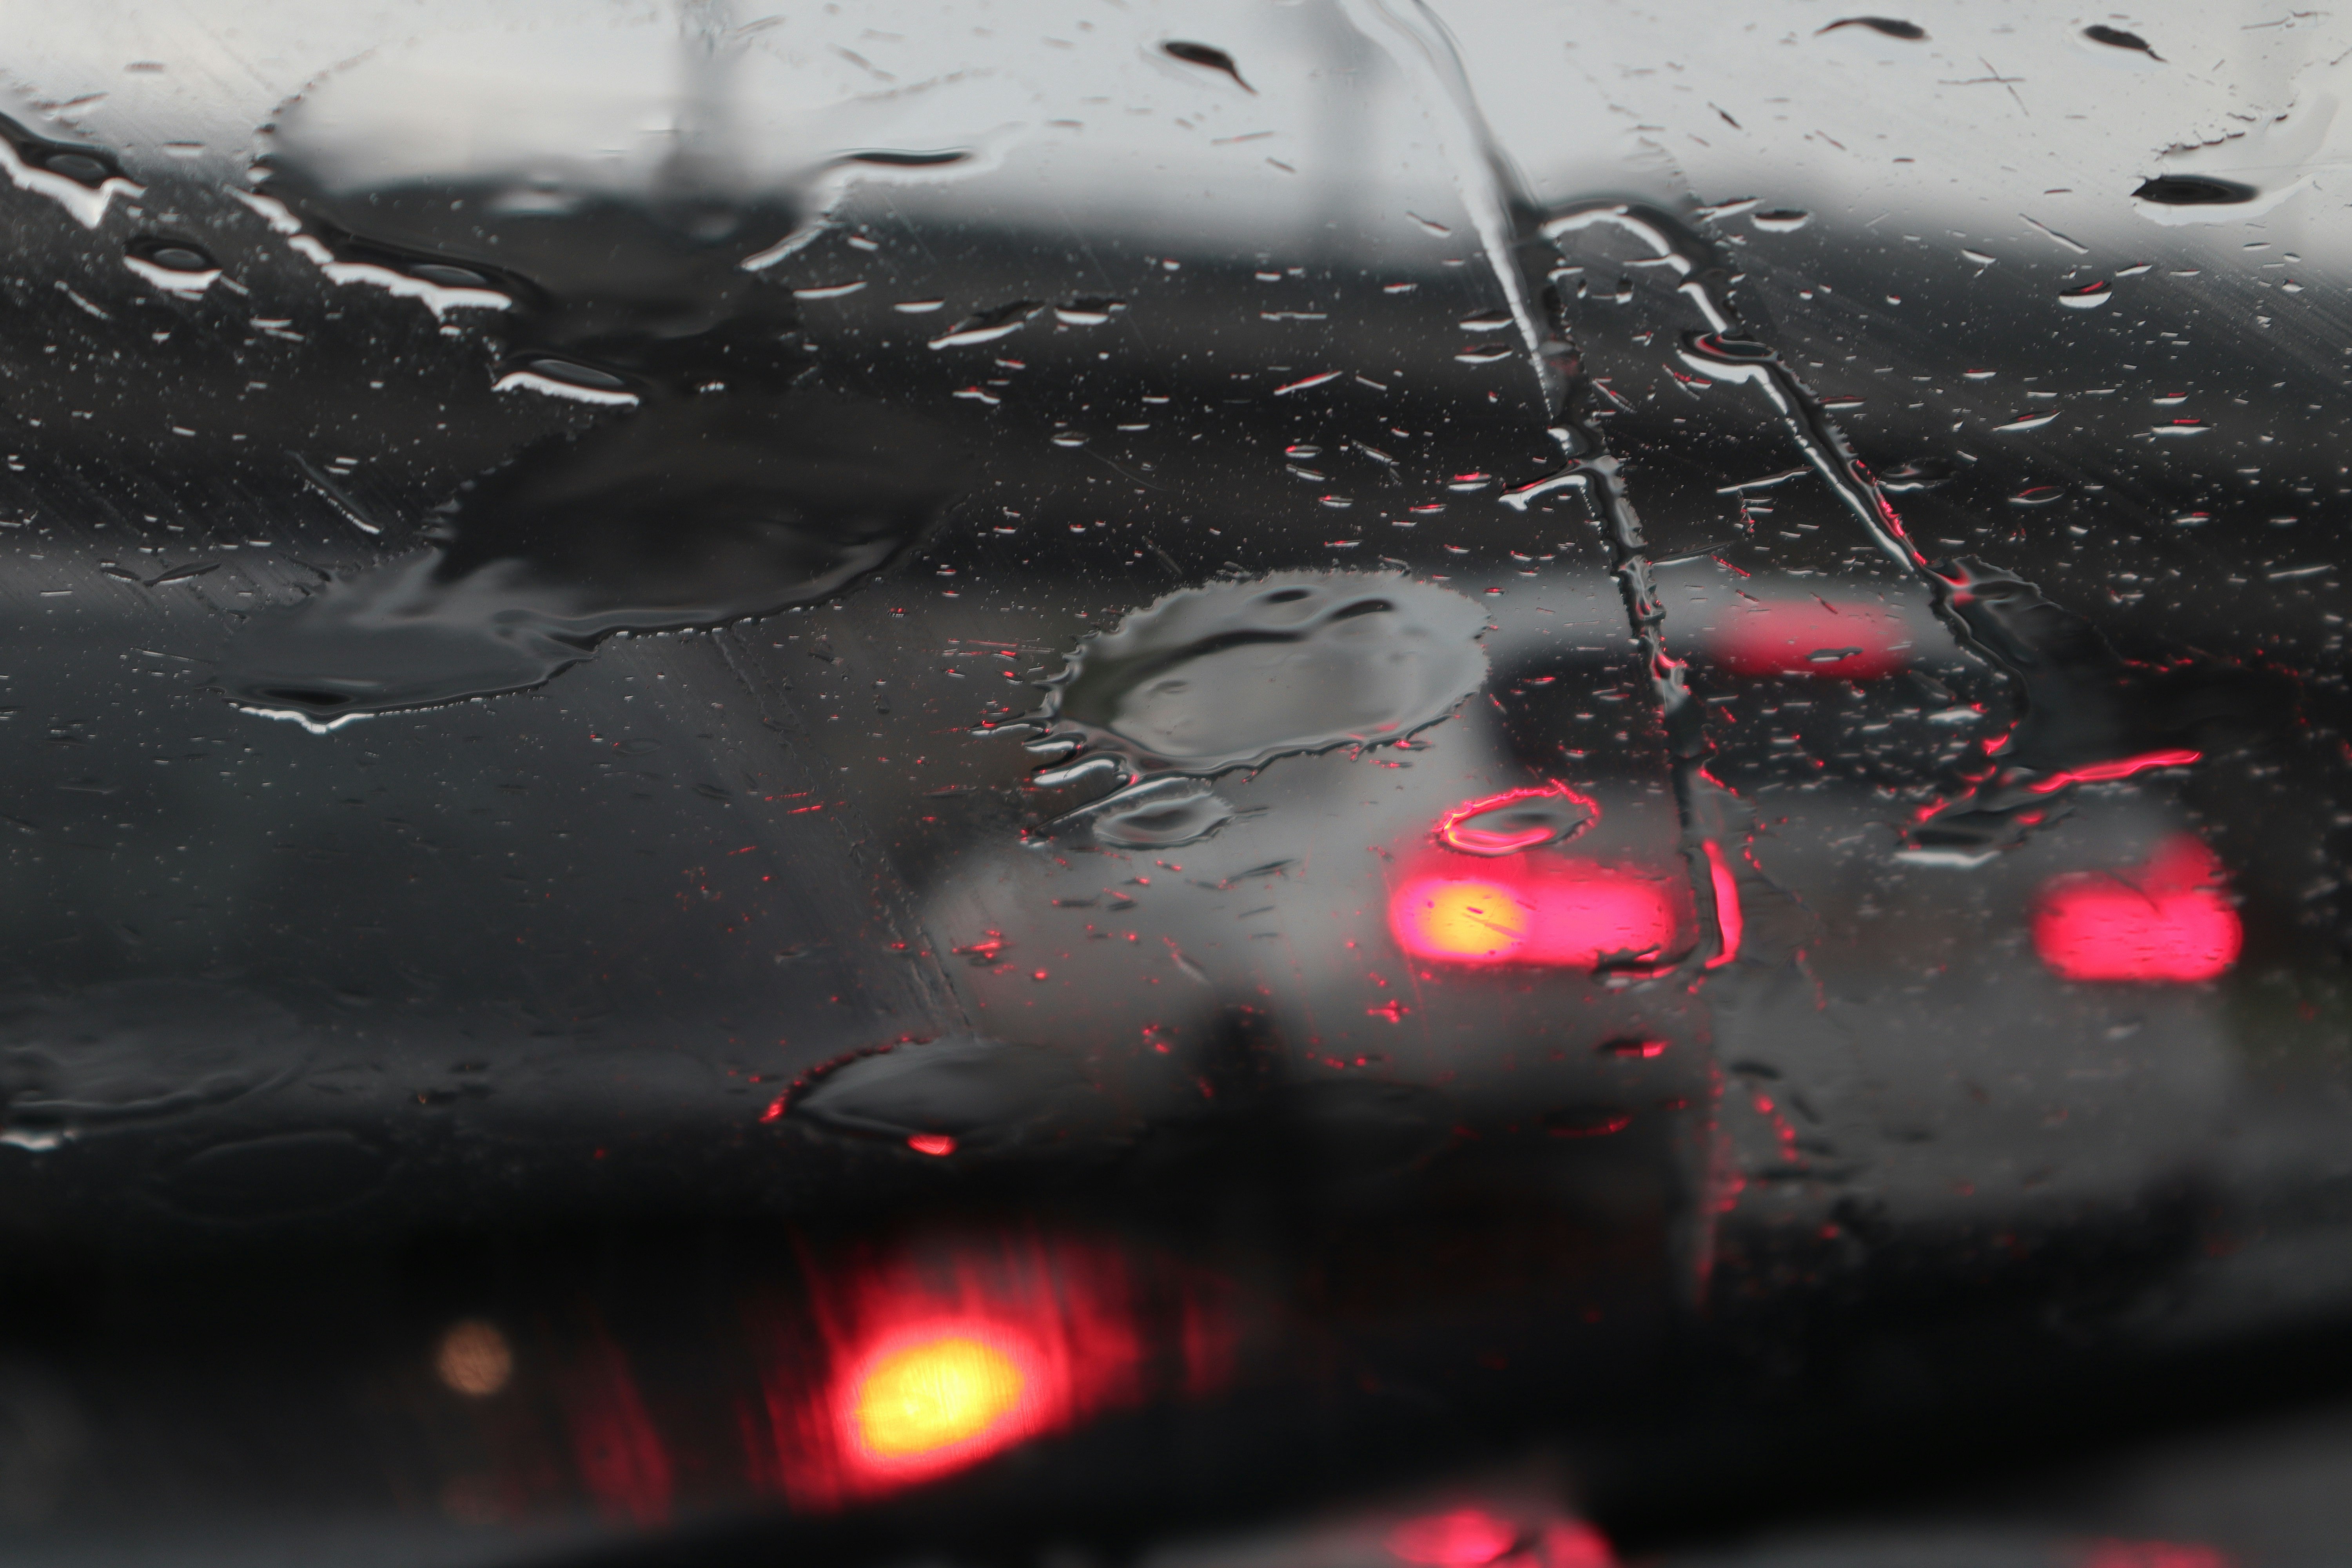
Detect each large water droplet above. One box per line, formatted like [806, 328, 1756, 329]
[1161, 41, 1254, 93]
[2083, 24, 2163, 59]
[123, 236, 222, 296]
[1089, 781, 1239, 849]
[2132, 174, 2256, 207]
[1034, 573, 1488, 778]
[218, 391, 967, 724]
[0, 982, 305, 1145]
[1435, 785, 1598, 856]
[788, 1037, 1100, 1153]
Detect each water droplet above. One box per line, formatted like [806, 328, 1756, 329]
[0, 981, 304, 1145]
[2059, 280, 2112, 309]
[1031, 573, 1489, 779]
[2132, 174, 2256, 207]
[515, 356, 630, 390]
[2010, 485, 2065, 506]
[1434, 784, 1598, 856]
[1161, 41, 1254, 93]
[1053, 297, 1126, 325]
[1992, 410, 2059, 432]
[40, 153, 107, 185]
[1542, 1107, 1633, 1138]
[788, 1037, 1098, 1153]
[1878, 457, 1955, 491]
[122, 236, 222, 296]
[929, 299, 1043, 349]
[219, 392, 966, 724]
[1089, 781, 1237, 849]
[2083, 24, 2162, 59]
[2149, 419, 2210, 437]
[140, 241, 211, 272]
[1749, 209, 1812, 233]
[163, 1130, 387, 1219]
[0, 112, 140, 227]
[844, 149, 970, 168]
[1815, 17, 1927, 40]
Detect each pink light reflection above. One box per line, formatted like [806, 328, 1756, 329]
[2032, 835, 2241, 984]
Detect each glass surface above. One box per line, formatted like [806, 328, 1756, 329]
[0, 4, 2347, 1564]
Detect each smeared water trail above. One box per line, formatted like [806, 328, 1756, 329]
[1343, 5, 1746, 972]
[1532, 199, 2259, 858]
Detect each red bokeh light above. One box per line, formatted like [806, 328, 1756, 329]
[1385, 1512, 1617, 1568]
[1394, 793, 1690, 969]
[1706, 598, 1909, 679]
[1535, 1522, 1617, 1568]
[2032, 835, 2241, 984]
[1390, 864, 1685, 968]
[744, 1236, 1228, 1507]
[1388, 1509, 1521, 1566]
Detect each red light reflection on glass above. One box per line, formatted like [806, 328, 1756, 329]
[560, 1331, 673, 1527]
[1434, 784, 1599, 856]
[906, 1133, 957, 1156]
[1386, 1512, 1616, 1568]
[1390, 865, 1684, 969]
[2032, 835, 2241, 984]
[1706, 599, 1909, 679]
[2026, 748, 2202, 794]
[2080, 1541, 2234, 1568]
[747, 1236, 1226, 1507]
[1701, 840, 1743, 969]
[1388, 1510, 1520, 1566]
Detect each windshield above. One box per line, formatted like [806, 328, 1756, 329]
[0, 4, 2345, 1566]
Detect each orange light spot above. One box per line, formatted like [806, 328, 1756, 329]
[434, 1319, 513, 1397]
[1394, 879, 1532, 960]
[853, 1336, 1025, 1459]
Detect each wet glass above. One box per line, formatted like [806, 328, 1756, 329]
[0, 4, 2349, 1565]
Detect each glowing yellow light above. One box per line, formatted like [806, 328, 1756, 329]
[1396, 879, 1530, 960]
[853, 1336, 1025, 1458]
